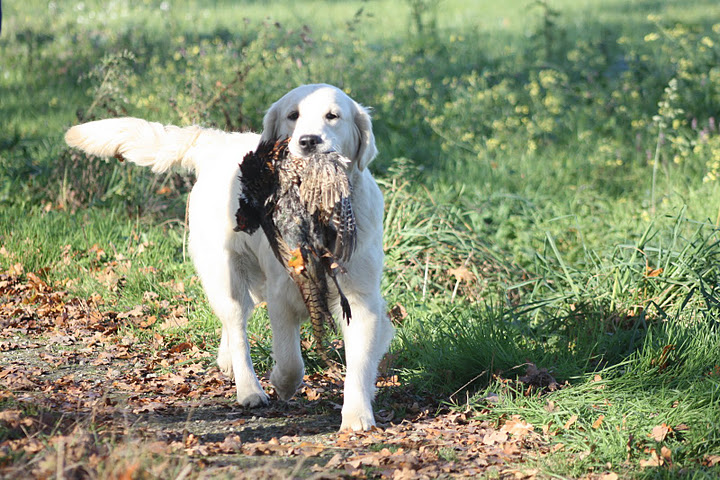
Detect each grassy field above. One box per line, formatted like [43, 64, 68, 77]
[2, 0, 720, 478]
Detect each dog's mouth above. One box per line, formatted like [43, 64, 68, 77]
[290, 145, 338, 158]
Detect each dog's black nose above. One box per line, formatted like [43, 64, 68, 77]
[298, 134, 323, 153]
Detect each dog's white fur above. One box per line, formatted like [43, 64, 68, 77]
[65, 84, 394, 431]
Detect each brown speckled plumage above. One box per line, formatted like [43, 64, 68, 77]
[235, 138, 356, 363]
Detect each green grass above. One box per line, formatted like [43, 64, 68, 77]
[2, 0, 720, 477]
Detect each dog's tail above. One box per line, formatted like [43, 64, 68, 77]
[64, 117, 205, 174]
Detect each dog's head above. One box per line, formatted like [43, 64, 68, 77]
[260, 84, 378, 171]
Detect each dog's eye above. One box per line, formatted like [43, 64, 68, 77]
[325, 112, 338, 120]
[287, 111, 299, 121]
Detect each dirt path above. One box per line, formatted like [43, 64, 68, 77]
[1, 270, 549, 479]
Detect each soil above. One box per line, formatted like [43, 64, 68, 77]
[0, 270, 551, 479]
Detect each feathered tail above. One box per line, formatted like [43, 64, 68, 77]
[64, 117, 204, 174]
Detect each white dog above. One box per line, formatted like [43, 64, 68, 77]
[65, 84, 395, 431]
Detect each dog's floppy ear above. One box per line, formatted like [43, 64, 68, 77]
[260, 101, 280, 143]
[353, 103, 378, 171]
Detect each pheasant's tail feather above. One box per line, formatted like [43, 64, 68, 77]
[304, 291, 332, 364]
[300, 272, 337, 366]
[325, 263, 352, 325]
[339, 292, 352, 325]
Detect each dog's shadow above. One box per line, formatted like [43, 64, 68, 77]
[136, 399, 341, 444]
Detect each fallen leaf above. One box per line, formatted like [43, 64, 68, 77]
[447, 266, 474, 283]
[26, 272, 47, 290]
[115, 462, 139, 480]
[639, 449, 662, 468]
[305, 387, 321, 401]
[592, 415, 605, 429]
[392, 467, 417, 480]
[674, 423, 689, 432]
[503, 442, 520, 455]
[0, 410, 22, 424]
[389, 303, 408, 323]
[118, 305, 145, 319]
[159, 316, 189, 330]
[500, 416, 534, 439]
[660, 445, 672, 464]
[139, 315, 157, 328]
[645, 266, 664, 277]
[169, 342, 193, 354]
[506, 467, 538, 479]
[650, 423, 671, 442]
[161, 280, 186, 293]
[219, 434, 242, 453]
[142, 291, 160, 302]
[164, 373, 186, 385]
[92, 351, 113, 366]
[88, 244, 106, 261]
[482, 430, 508, 445]
[563, 414, 578, 430]
[295, 442, 326, 456]
[324, 453, 344, 469]
[132, 401, 166, 414]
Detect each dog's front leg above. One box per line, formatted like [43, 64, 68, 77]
[267, 279, 307, 401]
[340, 293, 395, 431]
[191, 244, 269, 407]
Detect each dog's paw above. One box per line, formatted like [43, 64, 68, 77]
[339, 412, 376, 432]
[273, 382, 300, 402]
[237, 391, 269, 408]
[270, 367, 303, 401]
[216, 351, 233, 377]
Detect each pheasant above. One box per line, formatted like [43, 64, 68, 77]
[235, 138, 356, 363]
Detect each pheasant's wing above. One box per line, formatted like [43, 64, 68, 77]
[238, 137, 290, 203]
[237, 136, 294, 255]
[236, 142, 275, 234]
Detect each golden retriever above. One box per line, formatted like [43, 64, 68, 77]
[65, 84, 394, 431]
